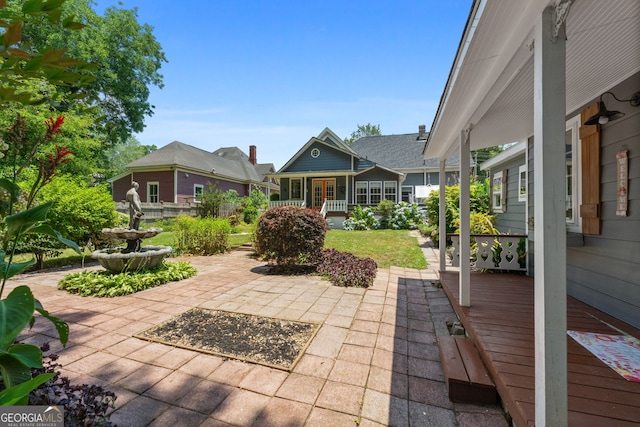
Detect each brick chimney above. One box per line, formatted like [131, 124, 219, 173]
[249, 145, 257, 164]
[418, 125, 427, 140]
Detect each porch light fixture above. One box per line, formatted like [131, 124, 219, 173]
[584, 91, 640, 126]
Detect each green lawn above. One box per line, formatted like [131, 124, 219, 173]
[324, 229, 427, 269]
[12, 227, 426, 271]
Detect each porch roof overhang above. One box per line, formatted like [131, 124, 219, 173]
[423, 0, 640, 160]
[267, 170, 356, 179]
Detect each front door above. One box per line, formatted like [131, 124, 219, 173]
[312, 179, 336, 209]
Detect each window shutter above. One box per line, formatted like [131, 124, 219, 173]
[501, 169, 508, 212]
[579, 102, 601, 235]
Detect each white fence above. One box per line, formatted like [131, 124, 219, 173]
[449, 234, 527, 271]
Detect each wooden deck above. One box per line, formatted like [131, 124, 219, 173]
[439, 271, 640, 427]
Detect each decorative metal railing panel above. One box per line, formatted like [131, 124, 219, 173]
[449, 234, 527, 271]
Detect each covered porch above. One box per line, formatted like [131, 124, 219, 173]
[439, 270, 640, 427]
[423, 0, 640, 424]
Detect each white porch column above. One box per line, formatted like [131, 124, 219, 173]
[439, 159, 447, 272]
[533, 6, 568, 426]
[459, 129, 471, 307]
[345, 174, 349, 211]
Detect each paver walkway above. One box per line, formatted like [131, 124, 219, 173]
[10, 238, 508, 426]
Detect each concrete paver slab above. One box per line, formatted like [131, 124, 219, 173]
[10, 240, 508, 426]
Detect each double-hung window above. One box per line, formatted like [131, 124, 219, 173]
[355, 181, 368, 204]
[518, 165, 527, 202]
[384, 181, 397, 202]
[491, 172, 503, 212]
[369, 181, 382, 205]
[147, 182, 159, 203]
[194, 184, 204, 202]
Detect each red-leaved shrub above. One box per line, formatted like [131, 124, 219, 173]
[254, 206, 326, 267]
[317, 248, 377, 288]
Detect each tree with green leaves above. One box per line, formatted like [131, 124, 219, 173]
[343, 123, 381, 144]
[0, 0, 94, 105]
[0, 0, 86, 406]
[101, 136, 157, 178]
[19, 0, 167, 145]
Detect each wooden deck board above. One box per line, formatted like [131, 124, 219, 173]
[440, 271, 640, 427]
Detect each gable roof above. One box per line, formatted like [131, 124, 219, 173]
[125, 141, 266, 183]
[351, 132, 462, 169]
[277, 127, 357, 173]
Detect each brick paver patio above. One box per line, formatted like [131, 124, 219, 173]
[10, 238, 508, 426]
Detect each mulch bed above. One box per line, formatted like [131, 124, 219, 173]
[134, 308, 320, 371]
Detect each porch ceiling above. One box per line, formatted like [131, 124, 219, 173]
[425, 0, 640, 160]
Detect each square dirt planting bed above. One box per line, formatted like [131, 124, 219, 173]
[135, 308, 321, 371]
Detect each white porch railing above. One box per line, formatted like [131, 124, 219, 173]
[268, 200, 306, 208]
[321, 199, 348, 218]
[449, 234, 527, 271]
[325, 199, 348, 213]
[320, 200, 328, 218]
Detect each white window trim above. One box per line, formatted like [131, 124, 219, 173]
[147, 181, 159, 203]
[518, 165, 527, 202]
[492, 172, 503, 213]
[355, 181, 368, 204]
[565, 115, 582, 232]
[384, 181, 397, 202]
[369, 181, 382, 205]
[194, 184, 204, 202]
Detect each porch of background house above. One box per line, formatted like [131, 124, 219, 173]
[438, 269, 640, 427]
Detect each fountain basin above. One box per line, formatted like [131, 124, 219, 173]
[91, 246, 172, 272]
[101, 227, 163, 240]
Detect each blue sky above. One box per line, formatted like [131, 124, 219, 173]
[96, 0, 472, 169]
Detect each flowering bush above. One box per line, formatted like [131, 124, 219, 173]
[389, 202, 425, 230]
[343, 202, 425, 231]
[316, 248, 377, 288]
[343, 205, 378, 230]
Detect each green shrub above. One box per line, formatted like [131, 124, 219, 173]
[242, 205, 258, 224]
[58, 261, 197, 297]
[37, 176, 119, 247]
[344, 202, 424, 231]
[388, 202, 425, 230]
[254, 206, 326, 267]
[343, 205, 378, 230]
[175, 216, 231, 255]
[377, 199, 394, 229]
[424, 178, 491, 243]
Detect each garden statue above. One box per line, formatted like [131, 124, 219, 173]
[126, 181, 144, 230]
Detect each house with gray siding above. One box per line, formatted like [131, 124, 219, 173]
[423, 0, 639, 424]
[479, 141, 528, 235]
[269, 126, 460, 226]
